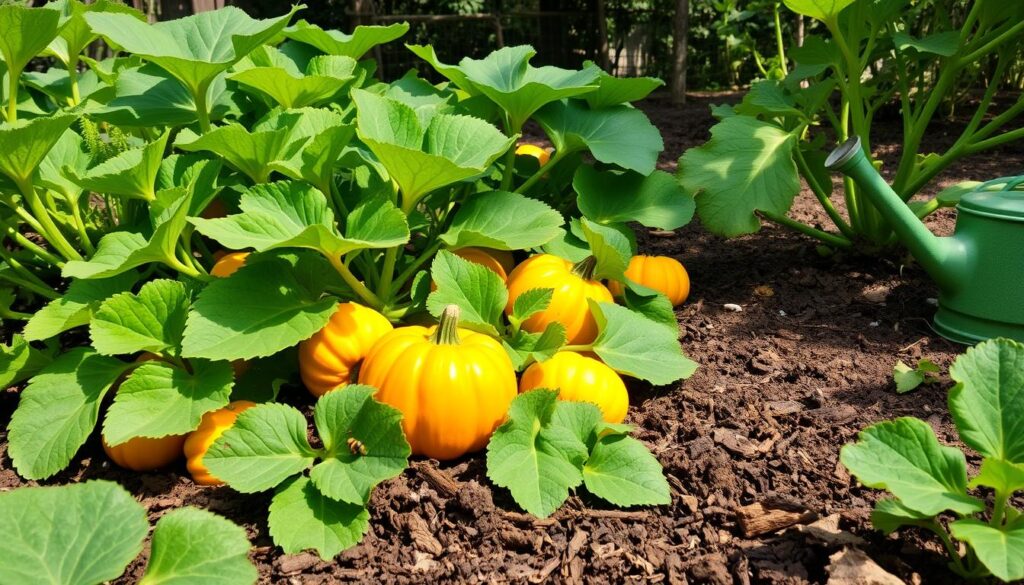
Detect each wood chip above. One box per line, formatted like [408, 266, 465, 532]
[827, 547, 902, 585]
[404, 513, 444, 555]
[735, 501, 817, 537]
[414, 461, 460, 498]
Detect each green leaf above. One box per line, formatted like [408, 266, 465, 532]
[575, 166, 694, 231]
[735, 79, 804, 119]
[949, 338, 1024, 463]
[511, 288, 553, 323]
[969, 458, 1024, 495]
[229, 56, 356, 109]
[230, 348, 298, 403]
[486, 389, 589, 518]
[782, 0, 856, 23]
[621, 281, 677, 329]
[582, 63, 663, 109]
[94, 64, 239, 127]
[0, 5, 62, 81]
[103, 360, 233, 446]
[204, 403, 318, 492]
[268, 475, 370, 560]
[550, 400, 603, 447]
[90, 279, 190, 357]
[950, 519, 1024, 582]
[579, 218, 633, 281]
[870, 497, 931, 534]
[426, 250, 507, 334]
[309, 385, 410, 505]
[456, 46, 600, 129]
[840, 417, 984, 516]
[284, 20, 408, 59]
[589, 301, 696, 385]
[65, 131, 170, 202]
[85, 6, 299, 101]
[0, 480, 148, 585]
[8, 348, 128, 479]
[935, 181, 982, 207]
[0, 112, 78, 184]
[0, 334, 52, 388]
[583, 434, 670, 507]
[893, 360, 926, 394]
[678, 116, 800, 238]
[893, 31, 960, 57]
[45, 0, 145, 67]
[175, 124, 293, 184]
[25, 276, 140, 344]
[141, 507, 256, 585]
[62, 188, 193, 279]
[182, 254, 341, 361]
[191, 181, 409, 258]
[353, 88, 515, 203]
[441, 191, 563, 251]
[535, 99, 662, 175]
[504, 322, 567, 370]
[38, 128, 90, 202]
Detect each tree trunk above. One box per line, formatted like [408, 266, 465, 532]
[671, 0, 689, 104]
[595, 0, 610, 70]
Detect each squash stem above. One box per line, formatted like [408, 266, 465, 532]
[570, 255, 598, 280]
[431, 305, 461, 345]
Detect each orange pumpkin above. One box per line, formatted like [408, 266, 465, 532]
[183, 400, 257, 485]
[505, 254, 613, 344]
[210, 251, 250, 278]
[298, 302, 393, 397]
[608, 255, 690, 306]
[358, 305, 517, 460]
[519, 352, 629, 423]
[103, 434, 186, 471]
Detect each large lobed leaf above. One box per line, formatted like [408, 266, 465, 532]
[948, 338, 1024, 463]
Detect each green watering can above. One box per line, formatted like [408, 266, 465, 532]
[826, 136, 1024, 344]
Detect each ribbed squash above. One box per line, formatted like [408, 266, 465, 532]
[505, 254, 613, 344]
[358, 305, 517, 460]
[609, 255, 690, 306]
[103, 434, 186, 471]
[298, 302, 393, 397]
[183, 400, 257, 485]
[519, 352, 629, 423]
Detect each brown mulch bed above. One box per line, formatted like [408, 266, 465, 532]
[3, 91, 1023, 584]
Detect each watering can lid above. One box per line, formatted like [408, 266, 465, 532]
[959, 176, 1024, 219]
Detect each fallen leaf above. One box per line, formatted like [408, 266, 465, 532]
[827, 547, 902, 585]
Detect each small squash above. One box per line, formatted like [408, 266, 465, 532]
[515, 143, 551, 166]
[210, 251, 250, 278]
[102, 434, 186, 472]
[184, 400, 257, 485]
[505, 254, 613, 344]
[299, 302, 394, 397]
[609, 255, 690, 306]
[519, 352, 629, 423]
[358, 305, 517, 460]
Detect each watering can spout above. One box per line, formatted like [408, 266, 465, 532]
[825, 137, 967, 292]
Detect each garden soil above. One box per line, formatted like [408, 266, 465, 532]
[3, 91, 1023, 584]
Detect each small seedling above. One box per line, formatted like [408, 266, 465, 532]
[892, 358, 940, 394]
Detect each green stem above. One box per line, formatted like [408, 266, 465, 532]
[7, 65, 20, 123]
[991, 490, 1009, 527]
[165, 249, 202, 279]
[913, 198, 942, 219]
[327, 254, 384, 310]
[562, 344, 594, 353]
[793, 147, 855, 239]
[515, 149, 567, 195]
[15, 178, 82, 262]
[961, 18, 1024, 65]
[923, 519, 967, 576]
[0, 250, 59, 300]
[759, 210, 853, 249]
[430, 304, 461, 345]
[193, 81, 212, 134]
[327, 179, 350, 217]
[0, 308, 32, 320]
[773, 3, 788, 76]
[67, 196, 95, 255]
[67, 58, 81, 106]
[393, 240, 442, 292]
[967, 125, 1024, 154]
[376, 246, 400, 300]
[571, 255, 598, 280]
[3, 223, 64, 266]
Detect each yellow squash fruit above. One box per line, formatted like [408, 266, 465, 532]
[609, 255, 690, 306]
[505, 254, 613, 344]
[184, 400, 257, 485]
[210, 251, 250, 278]
[519, 352, 629, 423]
[298, 302, 394, 397]
[103, 434, 186, 472]
[515, 143, 551, 166]
[358, 305, 517, 460]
